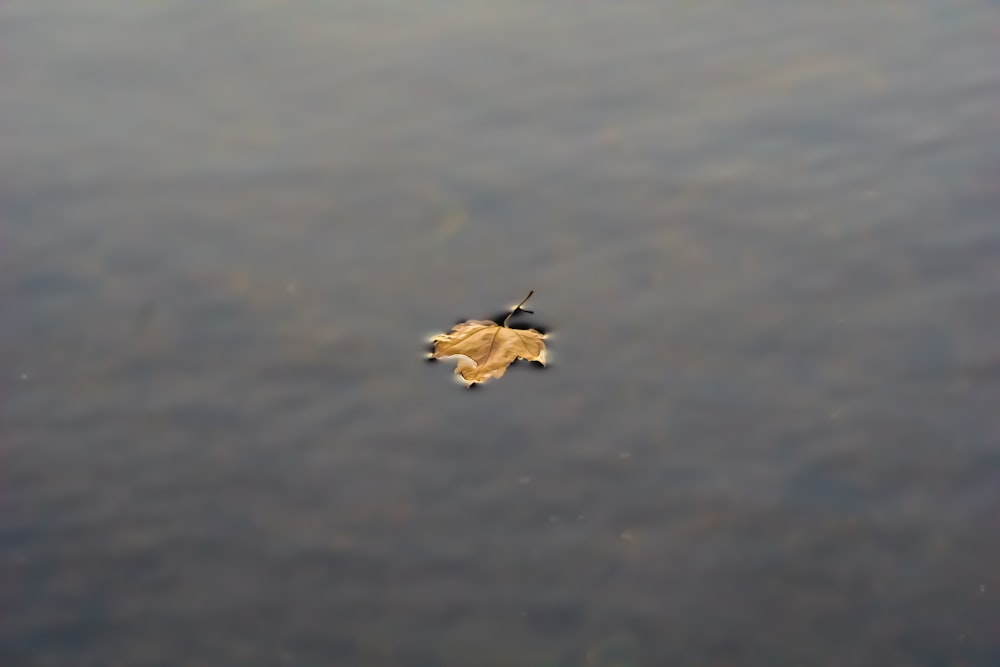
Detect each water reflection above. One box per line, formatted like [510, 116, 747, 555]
[4, 0, 1000, 665]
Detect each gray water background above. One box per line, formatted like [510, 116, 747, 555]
[3, 1, 1000, 665]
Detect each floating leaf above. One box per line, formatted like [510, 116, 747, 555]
[429, 291, 547, 386]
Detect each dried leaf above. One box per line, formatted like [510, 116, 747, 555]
[430, 292, 547, 386]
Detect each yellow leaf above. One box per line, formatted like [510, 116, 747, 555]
[430, 292, 547, 386]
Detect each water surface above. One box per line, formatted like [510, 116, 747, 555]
[3, 1, 1000, 665]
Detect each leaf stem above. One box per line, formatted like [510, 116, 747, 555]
[503, 290, 534, 327]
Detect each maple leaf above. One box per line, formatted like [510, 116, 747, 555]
[429, 291, 547, 386]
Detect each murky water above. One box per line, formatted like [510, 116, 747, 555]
[3, 1, 1000, 665]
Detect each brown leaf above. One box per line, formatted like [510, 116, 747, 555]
[429, 292, 547, 386]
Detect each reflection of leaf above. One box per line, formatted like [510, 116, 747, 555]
[430, 292, 547, 386]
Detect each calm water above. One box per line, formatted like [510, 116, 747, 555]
[4, 1, 1000, 665]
